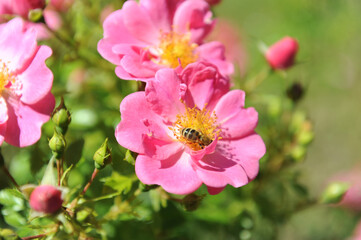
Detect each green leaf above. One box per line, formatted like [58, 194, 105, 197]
[124, 150, 135, 166]
[0, 189, 25, 210]
[100, 172, 135, 195]
[2, 210, 27, 227]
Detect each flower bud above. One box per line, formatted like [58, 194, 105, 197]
[52, 97, 71, 135]
[287, 82, 304, 102]
[320, 182, 349, 204]
[28, 8, 44, 22]
[265, 37, 299, 70]
[93, 138, 112, 170]
[182, 194, 204, 211]
[29, 185, 63, 214]
[49, 130, 66, 158]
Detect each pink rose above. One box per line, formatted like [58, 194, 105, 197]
[0, 18, 54, 147]
[265, 36, 299, 70]
[98, 0, 233, 82]
[29, 185, 63, 214]
[115, 62, 265, 195]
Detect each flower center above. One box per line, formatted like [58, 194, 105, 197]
[157, 31, 198, 68]
[170, 104, 221, 151]
[0, 61, 14, 95]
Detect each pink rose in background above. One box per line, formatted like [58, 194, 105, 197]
[50, 0, 73, 12]
[265, 36, 299, 70]
[98, 0, 233, 82]
[207, 19, 247, 77]
[0, 18, 54, 147]
[115, 62, 265, 195]
[29, 185, 63, 214]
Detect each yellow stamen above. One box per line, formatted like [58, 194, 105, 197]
[0, 61, 14, 95]
[157, 31, 198, 68]
[170, 104, 221, 151]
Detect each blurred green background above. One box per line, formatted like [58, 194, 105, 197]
[1, 0, 361, 239]
[216, 0, 361, 239]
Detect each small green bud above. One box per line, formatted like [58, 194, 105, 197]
[28, 8, 43, 23]
[49, 130, 66, 158]
[52, 97, 71, 135]
[320, 182, 349, 204]
[182, 194, 204, 211]
[94, 138, 112, 170]
[139, 182, 159, 192]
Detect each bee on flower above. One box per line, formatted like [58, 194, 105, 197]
[115, 62, 265, 195]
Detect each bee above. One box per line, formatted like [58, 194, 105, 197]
[181, 128, 212, 149]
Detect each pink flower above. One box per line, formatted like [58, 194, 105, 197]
[49, 0, 73, 12]
[98, 0, 233, 82]
[0, 18, 54, 147]
[115, 62, 265, 195]
[29, 185, 63, 214]
[265, 36, 299, 70]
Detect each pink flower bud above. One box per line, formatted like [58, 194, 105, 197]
[29, 185, 63, 214]
[265, 37, 299, 70]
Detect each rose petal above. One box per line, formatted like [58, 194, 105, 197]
[173, 0, 214, 44]
[196, 41, 234, 76]
[19, 45, 53, 105]
[0, 18, 38, 73]
[217, 133, 266, 180]
[145, 68, 185, 122]
[207, 186, 225, 195]
[0, 97, 8, 124]
[214, 90, 258, 140]
[5, 92, 55, 147]
[115, 92, 171, 154]
[135, 152, 202, 195]
[122, 1, 159, 44]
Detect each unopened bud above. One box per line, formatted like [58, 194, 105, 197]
[182, 194, 204, 211]
[266, 36, 299, 70]
[320, 182, 349, 204]
[287, 82, 304, 102]
[49, 130, 66, 158]
[52, 97, 71, 135]
[29, 185, 63, 214]
[94, 138, 112, 170]
[28, 8, 43, 23]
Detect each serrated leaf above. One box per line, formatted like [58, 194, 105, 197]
[100, 172, 135, 195]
